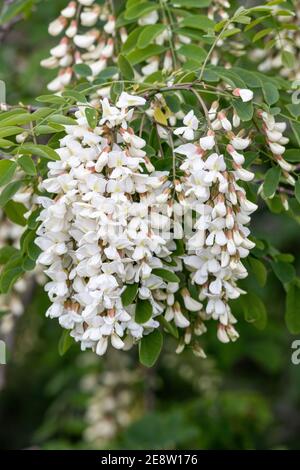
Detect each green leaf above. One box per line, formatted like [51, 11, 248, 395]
[118, 54, 135, 80]
[165, 94, 181, 113]
[171, 0, 211, 6]
[135, 298, 153, 324]
[0, 160, 17, 187]
[62, 90, 87, 103]
[249, 257, 267, 287]
[92, 67, 118, 82]
[295, 178, 300, 204]
[121, 27, 144, 54]
[152, 268, 180, 283]
[0, 126, 24, 138]
[0, 266, 23, 293]
[137, 24, 166, 48]
[0, 180, 23, 208]
[281, 50, 295, 68]
[28, 237, 41, 262]
[85, 107, 98, 129]
[18, 155, 37, 175]
[285, 149, 300, 162]
[242, 292, 267, 330]
[271, 260, 296, 285]
[220, 27, 241, 39]
[73, 63, 92, 77]
[36, 94, 67, 105]
[285, 282, 300, 334]
[110, 82, 124, 102]
[180, 15, 214, 31]
[233, 99, 253, 122]
[125, 2, 157, 20]
[48, 115, 76, 126]
[158, 315, 179, 339]
[58, 330, 74, 356]
[253, 28, 273, 42]
[263, 166, 281, 198]
[126, 45, 167, 65]
[27, 208, 41, 230]
[0, 246, 18, 265]
[152, 157, 173, 171]
[16, 143, 58, 160]
[0, 112, 37, 126]
[4, 200, 27, 226]
[121, 283, 139, 307]
[177, 44, 207, 64]
[261, 81, 279, 105]
[22, 256, 36, 272]
[0, 0, 32, 25]
[139, 329, 163, 367]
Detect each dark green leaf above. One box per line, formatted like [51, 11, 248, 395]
[249, 257, 267, 287]
[135, 298, 153, 324]
[58, 330, 74, 356]
[285, 149, 300, 162]
[122, 283, 139, 307]
[263, 166, 281, 198]
[158, 315, 179, 339]
[139, 329, 163, 367]
[271, 260, 296, 285]
[285, 282, 300, 334]
[242, 292, 267, 330]
[152, 268, 180, 283]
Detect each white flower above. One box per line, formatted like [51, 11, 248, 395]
[48, 17, 67, 36]
[74, 31, 98, 48]
[174, 110, 199, 140]
[199, 133, 215, 150]
[61, 2, 77, 19]
[116, 92, 146, 108]
[232, 88, 254, 102]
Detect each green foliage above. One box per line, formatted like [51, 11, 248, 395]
[139, 329, 163, 367]
[135, 299, 153, 324]
[285, 281, 300, 334]
[263, 167, 281, 198]
[121, 283, 139, 307]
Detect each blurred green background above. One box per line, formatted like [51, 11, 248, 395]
[1, 0, 300, 451]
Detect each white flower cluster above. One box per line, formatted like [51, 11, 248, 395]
[208, 0, 231, 20]
[174, 98, 257, 344]
[258, 110, 293, 179]
[0, 211, 26, 334]
[36, 92, 181, 356]
[82, 364, 143, 445]
[251, 3, 300, 81]
[41, 0, 116, 91]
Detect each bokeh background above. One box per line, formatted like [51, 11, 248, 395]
[1, 0, 300, 450]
